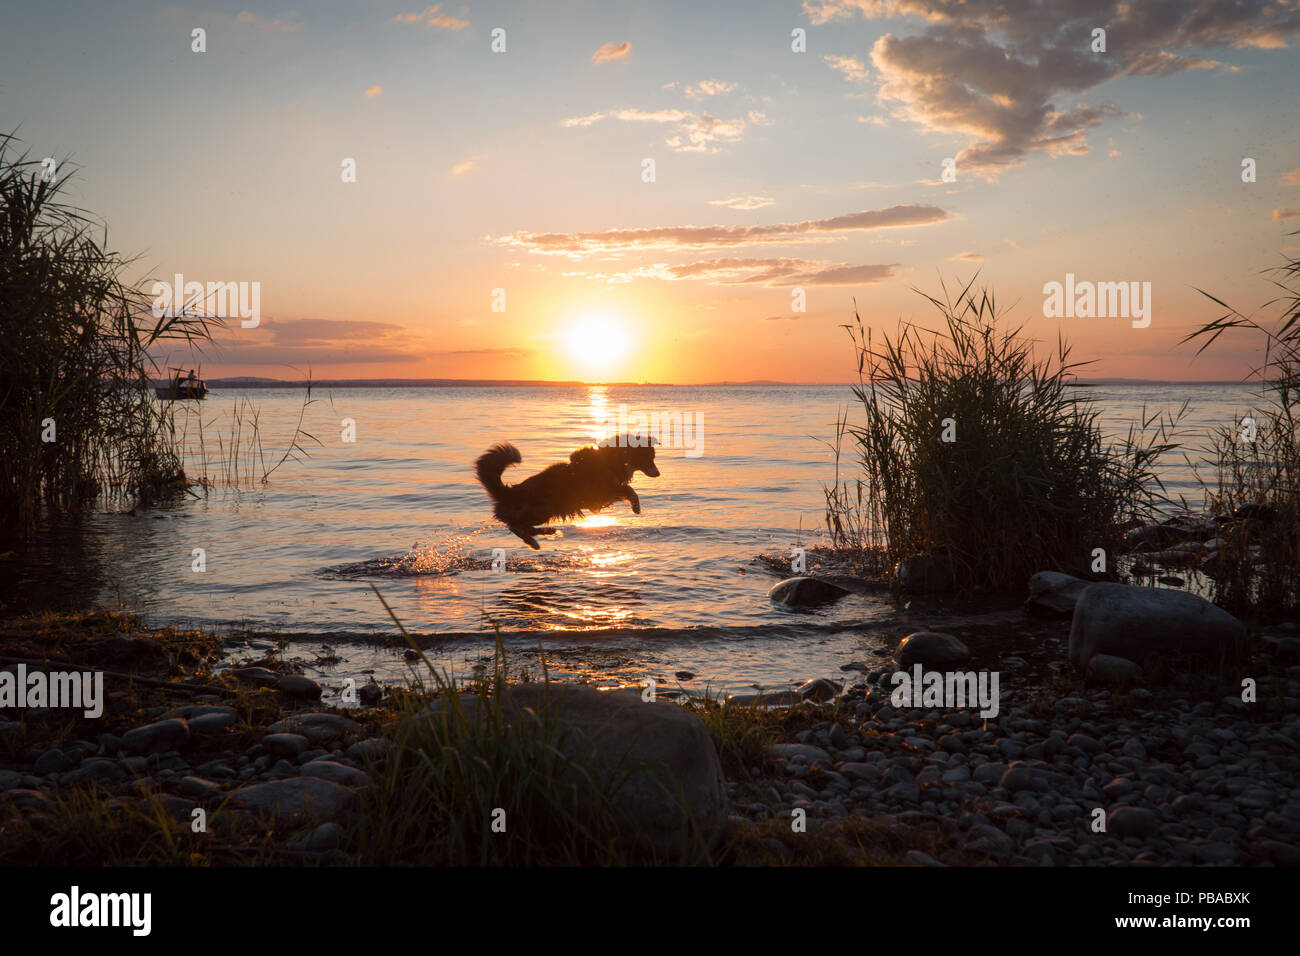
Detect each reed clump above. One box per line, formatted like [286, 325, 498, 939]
[1185, 236, 1300, 618]
[0, 133, 214, 540]
[825, 276, 1178, 592]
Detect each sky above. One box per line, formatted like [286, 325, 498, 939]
[2, 0, 1299, 383]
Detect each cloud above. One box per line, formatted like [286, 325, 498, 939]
[393, 5, 468, 30]
[824, 54, 870, 83]
[857, 114, 888, 126]
[804, 0, 1300, 177]
[684, 79, 737, 99]
[748, 110, 774, 126]
[207, 318, 419, 365]
[364, 85, 383, 98]
[451, 158, 476, 175]
[1274, 208, 1300, 221]
[708, 195, 776, 210]
[495, 203, 950, 257]
[430, 347, 537, 358]
[561, 106, 749, 153]
[235, 11, 301, 32]
[592, 41, 631, 64]
[639, 257, 899, 286]
[1284, 169, 1300, 186]
[667, 114, 747, 152]
[950, 251, 982, 261]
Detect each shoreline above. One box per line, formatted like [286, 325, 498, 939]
[2, 603, 1296, 866]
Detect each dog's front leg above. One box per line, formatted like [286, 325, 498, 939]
[621, 486, 641, 515]
[508, 525, 542, 550]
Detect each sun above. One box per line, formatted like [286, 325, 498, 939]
[564, 315, 631, 371]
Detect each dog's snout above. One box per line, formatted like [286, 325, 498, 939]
[644, 464, 660, 477]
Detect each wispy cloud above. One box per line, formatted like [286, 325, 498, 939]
[824, 54, 869, 84]
[235, 11, 302, 33]
[363, 85, 383, 98]
[1274, 208, 1300, 221]
[393, 5, 468, 30]
[708, 195, 776, 210]
[683, 79, 737, 99]
[451, 158, 476, 175]
[950, 251, 983, 261]
[496, 204, 950, 257]
[1284, 169, 1300, 186]
[617, 257, 900, 286]
[561, 107, 750, 153]
[592, 41, 631, 64]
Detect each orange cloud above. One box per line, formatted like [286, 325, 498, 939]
[394, 5, 468, 30]
[496, 204, 950, 257]
[364, 85, 383, 98]
[592, 41, 631, 64]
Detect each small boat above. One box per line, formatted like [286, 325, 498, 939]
[155, 368, 207, 400]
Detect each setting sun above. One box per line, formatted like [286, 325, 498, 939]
[563, 315, 631, 372]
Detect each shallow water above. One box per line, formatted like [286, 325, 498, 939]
[2, 382, 1267, 695]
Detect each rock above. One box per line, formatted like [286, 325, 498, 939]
[1025, 571, 1091, 619]
[34, 749, 73, 775]
[232, 777, 355, 824]
[231, 666, 280, 687]
[1086, 654, 1143, 685]
[179, 776, 222, 800]
[1068, 584, 1246, 669]
[894, 554, 954, 594]
[121, 718, 190, 755]
[426, 683, 728, 859]
[300, 761, 371, 788]
[267, 713, 360, 745]
[346, 738, 389, 762]
[358, 681, 383, 705]
[163, 704, 236, 721]
[896, 631, 971, 669]
[797, 678, 838, 702]
[275, 675, 323, 700]
[294, 821, 342, 852]
[770, 743, 832, 765]
[0, 770, 23, 791]
[188, 711, 238, 735]
[767, 577, 851, 608]
[1108, 806, 1160, 837]
[674, 671, 695, 681]
[262, 733, 309, 757]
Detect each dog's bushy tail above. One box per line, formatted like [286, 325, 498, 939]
[474, 442, 522, 499]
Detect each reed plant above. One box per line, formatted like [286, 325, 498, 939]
[1184, 236, 1300, 617]
[0, 133, 214, 539]
[825, 275, 1180, 591]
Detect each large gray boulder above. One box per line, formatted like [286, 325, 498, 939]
[1068, 583, 1246, 669]
[1025, 571, 1091, 619]
[767, 576, 851, 607]
[425, 684, 727, 859]
[232, 777, 355, 825]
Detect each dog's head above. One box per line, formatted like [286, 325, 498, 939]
[621, 440, 660, 480]
[579, 437, 660, 480]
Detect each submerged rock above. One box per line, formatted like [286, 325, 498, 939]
[895, 631, 971, 669]
[797, 678, 839, 702]
[767, 576, 851, 608]
[1068, 583, 1246, 669]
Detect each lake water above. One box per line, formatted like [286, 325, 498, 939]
[4, 382, 1269, 698]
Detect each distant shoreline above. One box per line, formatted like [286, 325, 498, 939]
[197, 377, 1258, 389]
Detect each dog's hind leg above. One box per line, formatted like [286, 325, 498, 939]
[508, 525, 541, 550]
